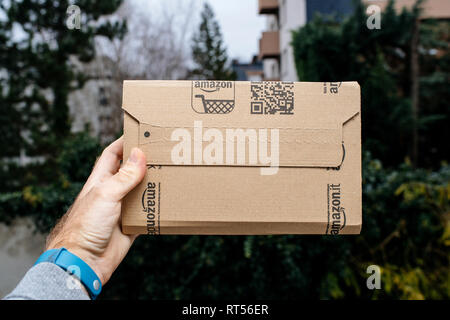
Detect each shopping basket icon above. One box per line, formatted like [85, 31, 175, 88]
[194, 94, 235, 114]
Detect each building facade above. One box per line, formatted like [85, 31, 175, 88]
[257, 0, 449, 81]
[258, 0, 354, 81]
[232, 56, 264, 81]
[68, 55, 122, 144]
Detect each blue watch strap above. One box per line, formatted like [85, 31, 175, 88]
[34, 248, 102, 299]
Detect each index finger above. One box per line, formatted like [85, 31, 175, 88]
[79, 136, 124, 198]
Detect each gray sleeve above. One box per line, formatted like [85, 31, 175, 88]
[3, 262, 90, 300]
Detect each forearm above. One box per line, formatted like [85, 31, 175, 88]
[3, 139, 145, 300]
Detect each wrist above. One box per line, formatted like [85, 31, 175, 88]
[35, 247, 103, 299]
[62, 246, 105, 285]
[47, 240, 105, 285]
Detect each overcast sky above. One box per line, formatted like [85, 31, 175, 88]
[207, 0, 265, 62]
[133, 0, 265, 63]
[4, 0, 265, 62]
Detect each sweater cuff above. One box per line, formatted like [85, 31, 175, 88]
[3, 262, 90, 300]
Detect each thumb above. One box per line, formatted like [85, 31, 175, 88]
[103, 147, 147, 201]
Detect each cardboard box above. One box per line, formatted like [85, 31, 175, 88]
[121, 80, 361, 235]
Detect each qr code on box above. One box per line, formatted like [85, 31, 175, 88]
[250, 81, 294, 115]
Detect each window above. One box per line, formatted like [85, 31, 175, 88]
[98, 86, 109, 106]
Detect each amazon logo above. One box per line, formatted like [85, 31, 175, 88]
[191, 81, 235, 114]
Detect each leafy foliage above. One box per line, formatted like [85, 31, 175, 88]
[292, 0, 449, 168]
[0, 131, 100, 230]
[0, 0, 125, 184]
[0, 147, 447, 299]
[0, 0, 448, 300]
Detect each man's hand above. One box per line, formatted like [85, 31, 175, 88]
[46, 136, 146, 286]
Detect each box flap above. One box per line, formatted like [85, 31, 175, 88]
[122, 80, 359, 168]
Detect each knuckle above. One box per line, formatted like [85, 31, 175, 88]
[99, 148, 111, 161]
[102, 145, 119, 161]
[100, 148, 110, 159]
[118, 164, 138, 182]
[91, 184, 109, 199]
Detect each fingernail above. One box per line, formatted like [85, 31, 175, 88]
[128, 148, 139, 164]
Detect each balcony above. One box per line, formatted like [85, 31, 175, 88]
[258, 0, 279, 14]
[259, 31, 280, 60]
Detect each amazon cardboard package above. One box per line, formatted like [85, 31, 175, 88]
[121, 80, 361, 235]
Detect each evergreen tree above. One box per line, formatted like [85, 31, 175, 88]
[0, 0, 126, 189]
[0, 0, 448, 300]
[190, 3, 235, 80]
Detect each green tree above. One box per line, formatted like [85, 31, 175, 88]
[190, 3, 235, 80]
[292, 0, 449, 168]
[0, 0, 448, 301]
[0, 0, 126, 190]
[1, 149, 448, 299]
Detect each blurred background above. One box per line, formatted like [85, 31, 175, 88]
[0, 0, 448, 299]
